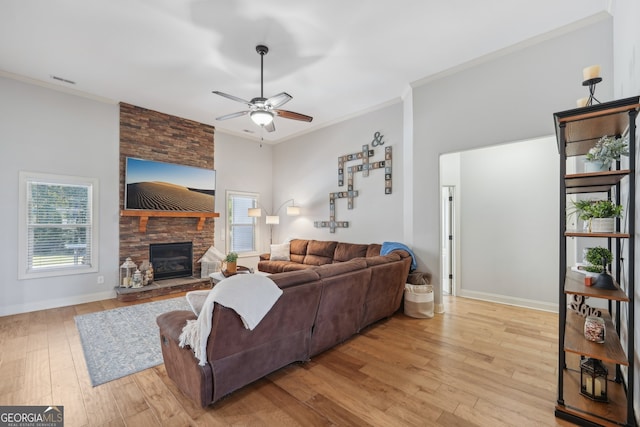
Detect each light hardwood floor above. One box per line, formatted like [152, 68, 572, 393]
[0, 294, 576, 426]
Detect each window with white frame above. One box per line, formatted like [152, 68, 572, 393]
[226, 191, 258, 254]
[19, 171, 99, 279]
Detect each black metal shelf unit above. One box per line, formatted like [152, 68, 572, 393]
[554, 96, 638, 427]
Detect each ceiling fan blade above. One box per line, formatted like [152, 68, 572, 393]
[275, 109, 313, 122]
[265, 92, 292, 108]
[212, 91, 252, 106]
[216, 110, 249, 121]
[264, 121, 276, 132]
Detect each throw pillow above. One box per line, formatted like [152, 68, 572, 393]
[270, 242, 291, 261]
[185, 290, 210, 315]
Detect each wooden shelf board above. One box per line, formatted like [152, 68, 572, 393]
[564, 269, 629, 302]
[556, 367, 629, 427]
[565, 170, 629, 193]
[565, 230, 630, 238]
[564, 311, 628, 365]
[120, 209, 220, 232]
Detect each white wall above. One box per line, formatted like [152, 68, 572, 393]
[272, 102, 404, 245]
[611, 0, 640, 420]
[0, 78, 275, 315]
[213, 132, 273, 270]
[0, 77, 120, 316]
[457, 137, 558, 309]
[411, 15, 613, 312]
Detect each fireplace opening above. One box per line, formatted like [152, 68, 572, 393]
[149, 242, 193, 280]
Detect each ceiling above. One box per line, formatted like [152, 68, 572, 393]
[0, 0, 610, 143]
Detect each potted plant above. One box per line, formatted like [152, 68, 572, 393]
[570, 199, 623, 233]
[584, 135, 629, 172]
[584, 246, 613, 273]
[224, 252, 238, 274]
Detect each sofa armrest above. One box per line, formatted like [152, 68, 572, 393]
[259, 253, 271, 261]
[157, 310, 197, 343]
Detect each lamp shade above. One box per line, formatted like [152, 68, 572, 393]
[247, 207, 262, 217]
[286, 205, 300, 216]
[265, 215, 280, 225]
[250, 110, 274, 126]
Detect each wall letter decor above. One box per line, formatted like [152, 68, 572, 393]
[314, 132, 392, 233]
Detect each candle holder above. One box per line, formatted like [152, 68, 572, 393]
[119, 257, 137, 288]
[580, 357, 608, 402]
[582, 77, 602, 107]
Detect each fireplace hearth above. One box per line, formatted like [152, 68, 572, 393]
[149, 242, 193, 280]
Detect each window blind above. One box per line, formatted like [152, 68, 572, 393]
[228, 193, 257, 253]
[27, 180, 93, 271]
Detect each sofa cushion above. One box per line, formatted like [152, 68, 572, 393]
[364, 253, 401, 267]
[313, 259, 367, 279]
[283, 263, 316, 272]
[366, 244, 382, 257]
[289, 239, 309, 264]
[333, 242, 369, 262]
[270, 242, 290, 261]
[257, 260, 290, 274]
[303, 240, 338, 265]
[269, 269, 321, 289]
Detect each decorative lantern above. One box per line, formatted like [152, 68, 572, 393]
[580, 357, 608, 401]
[119, 257, 137, 288]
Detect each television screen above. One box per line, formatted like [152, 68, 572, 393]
[125, 157, 216, 212]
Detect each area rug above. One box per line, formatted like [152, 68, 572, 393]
[75, 297, 191, 386]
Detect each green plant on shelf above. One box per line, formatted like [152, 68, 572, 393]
[585, 134, 629, 168]
[584, 246, 613, 273]
[570, 199, 623, 220]
[225, 252, 238, 263]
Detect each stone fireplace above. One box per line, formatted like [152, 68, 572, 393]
[150, 242, 193, 280]
[118, 103, 215, 281]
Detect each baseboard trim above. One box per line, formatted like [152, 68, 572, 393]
[0, 290, 116, 316]
[458, 289, 558, 313]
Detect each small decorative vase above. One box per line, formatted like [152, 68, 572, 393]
[589, 218, 615, 233]
[584, 160, 609, 173]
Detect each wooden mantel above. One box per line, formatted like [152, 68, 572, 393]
[120, 210, 220, 233]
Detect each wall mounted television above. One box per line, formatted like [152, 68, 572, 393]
[124, 157, 216, 212]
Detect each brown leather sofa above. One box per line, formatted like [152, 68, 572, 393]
[156, 240, 412, 407]
[257, 239, 382, 273]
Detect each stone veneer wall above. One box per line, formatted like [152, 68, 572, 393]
[119, 103, 215, 278]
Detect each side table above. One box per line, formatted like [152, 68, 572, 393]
[209, 265, 252, 286]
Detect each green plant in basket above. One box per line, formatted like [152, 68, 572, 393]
[570, 199, 623, 220]
[584, 246, 613, 273]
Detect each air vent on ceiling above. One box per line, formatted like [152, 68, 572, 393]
[50, 75, 76, 85]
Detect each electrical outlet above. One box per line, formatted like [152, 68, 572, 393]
[97, 275, 105, 284]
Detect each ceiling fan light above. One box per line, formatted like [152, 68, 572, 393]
[250, 110, 274, 126]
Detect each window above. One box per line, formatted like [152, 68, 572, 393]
[19, 171, 99, 279]
[226, 191, 258, 254]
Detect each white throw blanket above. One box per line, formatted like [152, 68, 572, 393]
[179, 274, 283, 366]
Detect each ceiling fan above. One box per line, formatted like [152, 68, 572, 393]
[213, 45, 313, 132]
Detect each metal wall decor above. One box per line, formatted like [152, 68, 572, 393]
[315, 132, 392, 233]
